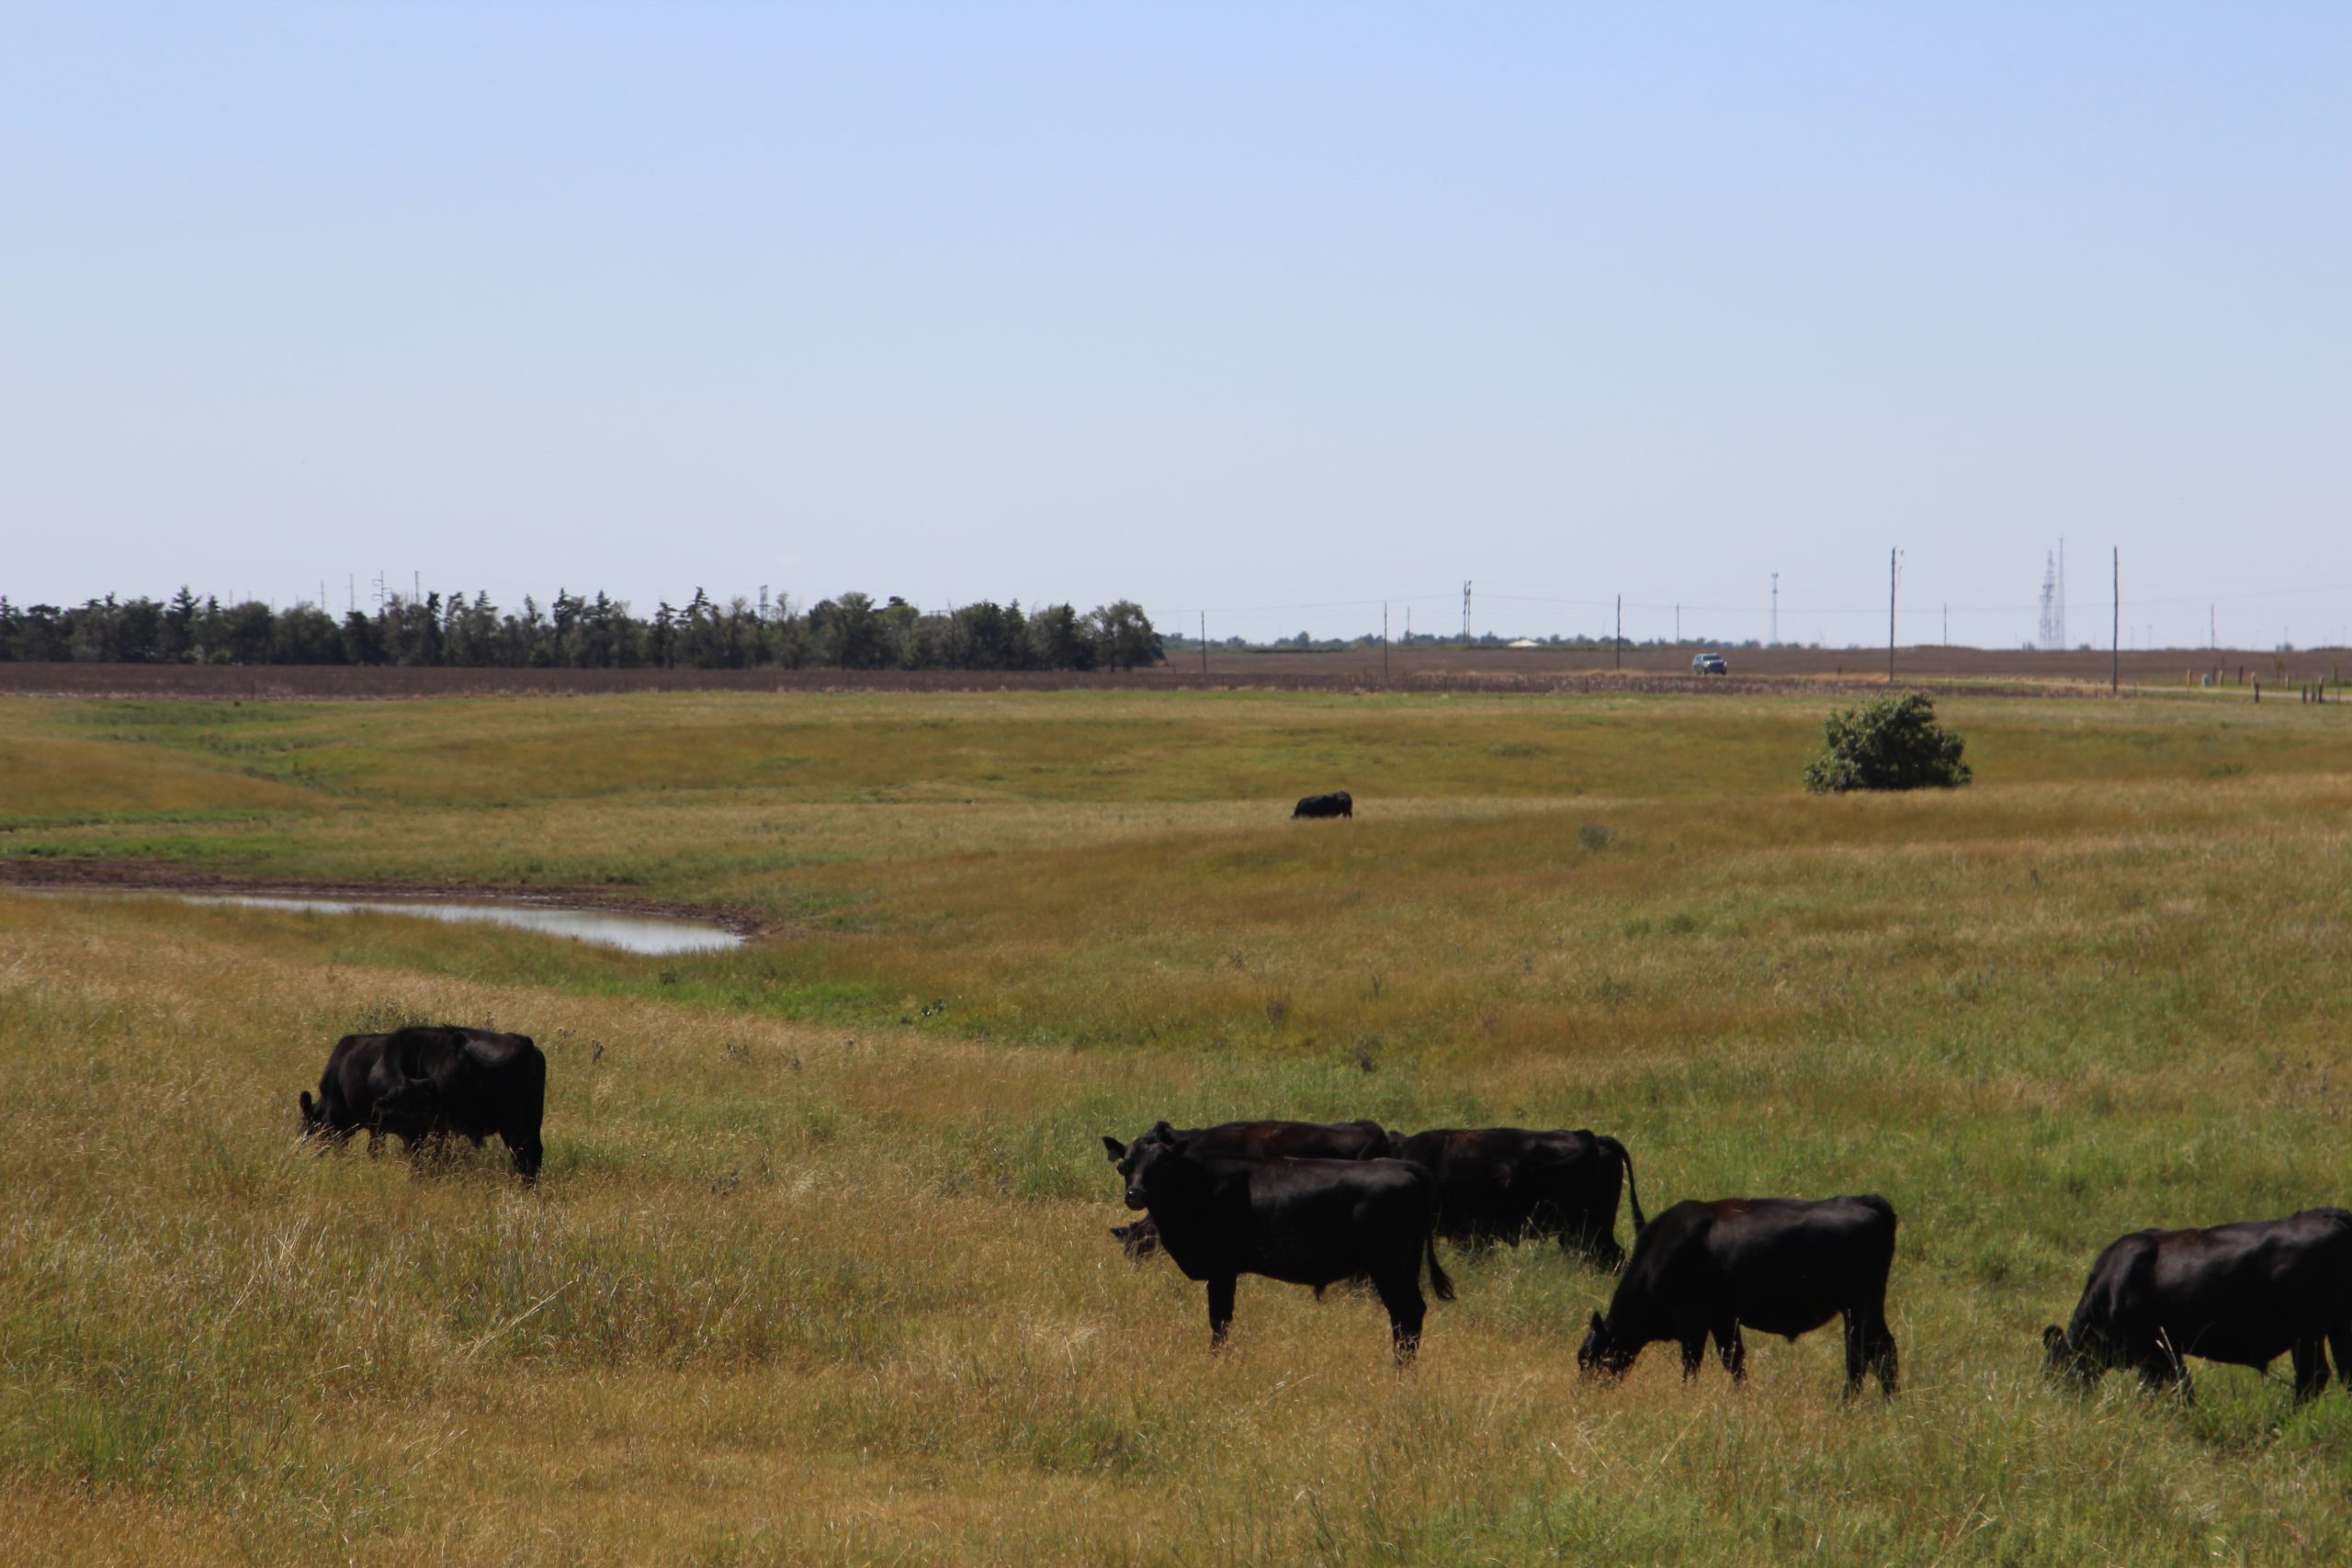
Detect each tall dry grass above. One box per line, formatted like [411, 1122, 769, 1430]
[5, 689, 2352, 1562]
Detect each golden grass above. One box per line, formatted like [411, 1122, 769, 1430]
[6, 689, 2352, 1562]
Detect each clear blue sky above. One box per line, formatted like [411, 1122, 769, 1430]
[5, 3, 2346, 647]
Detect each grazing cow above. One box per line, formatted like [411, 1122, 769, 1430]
[1102, 1119, 1388, 1262]
[1578, 1195, 1899, 1396]
[2041, 1209, 2352, 1402]
[1383, 1126, 1645, 1269]
[299, 1025, 547, 1185]
[1293, 791, 1352, 819]
[1106, 1134, 1454, 1361]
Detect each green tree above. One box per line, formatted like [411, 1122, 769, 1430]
[1804, 693, 1972, 794]
[1088, 600, 1163, 671]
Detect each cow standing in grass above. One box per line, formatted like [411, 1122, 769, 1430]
[1579, 1194, 1899, 1396]
[2042, 1209, 2352, 1402]
[1292, 791, 1352, 818]
[1102, 1119, 1387, 1261]
[1105, 1132, 1453, 1361]
[1383, 1126, 1645, 1269]
[299, 1024, 547, 1185]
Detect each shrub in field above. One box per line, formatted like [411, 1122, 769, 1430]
[1803, 692, 1971, 794]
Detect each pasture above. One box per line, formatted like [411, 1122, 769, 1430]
[4, 687, 2351, 1564]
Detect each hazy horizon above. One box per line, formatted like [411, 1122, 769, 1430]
[6, 4, 2346, 649]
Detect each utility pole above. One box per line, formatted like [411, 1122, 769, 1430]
[1382, 603, 1390, 681]
[1770, 572, 1779, 646]
[347, 575, 355, 615]
[1675, 604, 1680, 643]
[2210, 604, 2215, 650]
[1461, 581, 1473, 643]
[1887, 547, 1897, 682]
[1200, 612, 1208, 677]
[1942, 603, 1948, 646]
[1614, 594, 1623, 670]
[2110, 547, 2120, 694]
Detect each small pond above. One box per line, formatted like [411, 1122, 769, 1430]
[172, 893, 744, 955]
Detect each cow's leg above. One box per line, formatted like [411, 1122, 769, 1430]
[1679, 1333, 1708, 1380]
[2291, 1337, 2330, 1403]
[1206, 1274, 1237, 1348]
[1867, 1319, 1900, 1398]
[1374, 1269, 1427, 1365]
[1713, 1319, 1746, 1382]
[2136, 1337, 2190, 1400]
[1846, 1310, 1899, 1398]
[364, 1126, 383, 1157]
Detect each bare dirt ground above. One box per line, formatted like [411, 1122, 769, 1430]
[0, 645, 2326, 700]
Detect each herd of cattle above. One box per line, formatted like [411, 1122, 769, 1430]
[295, 1028, 2352, 1404]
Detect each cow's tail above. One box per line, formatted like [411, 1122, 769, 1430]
[1424, 1227, 1456, 1303]
[1598, 1134, 1645, 1235]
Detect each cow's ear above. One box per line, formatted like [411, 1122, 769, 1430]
[300, 1090, 314, 1114]
[2041, 1325, 2066, 1350]
[1151, 1119, 1175, 1139]
[1101, 1135, 1125, 1161]
[1589, 1311, 1605, 1333]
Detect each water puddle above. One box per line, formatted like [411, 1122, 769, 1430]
[167, 893, 743, 955]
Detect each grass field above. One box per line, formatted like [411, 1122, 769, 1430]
[5, 687, 2352, 1564]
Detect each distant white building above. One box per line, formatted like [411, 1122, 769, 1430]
[1506, 637, 1541, 649]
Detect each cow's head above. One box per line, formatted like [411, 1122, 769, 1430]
[298, 1089, 326, 1139]
[1109, 1220, 1161, 1262]
[2041, 1324, 2092, 1384]
[1102, 1121, 1180, 1166]
[1577, 1311, 1637, 1377]
[1111, 1134, 1188, 1211]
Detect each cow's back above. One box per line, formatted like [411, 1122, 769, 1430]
[1394, 1126, 1613, 1236]
[2115, 1210, 2352, 1362]
[1179, 1120, 1385, 1161]
[1699, 1196, 1896, 1333]
[1225, 1156, 1436, 1283]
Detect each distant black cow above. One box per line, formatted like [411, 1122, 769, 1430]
[2042, 1209, 2352, 1402]
[1293, 791, 1352, 819]
[1579, 1195, 1899, 1396]
[299, 1025, 547, 1185]
[1102, 1119, 1388, 1262]
[1106, 1134, 1454, 1361]
[1384, 1127, 1645, 1269]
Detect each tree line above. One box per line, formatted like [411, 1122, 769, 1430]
[0, 588, 1165, 671]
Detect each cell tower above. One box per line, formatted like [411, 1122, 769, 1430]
[2034, 538, 2069, 649]
[1461, 580, 1473, 641]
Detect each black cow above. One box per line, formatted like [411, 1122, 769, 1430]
[2041, 1209, 2352, 1402]
[298, 1025, 547, 1185]
[1102, 1119, 1388, 1261]
[1293, 791, 1352, 819]
[1107, 1135, 1454, 1361]
[1384, 1127, 1645, 1269]
[1578, 1195, 1899, 1396]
